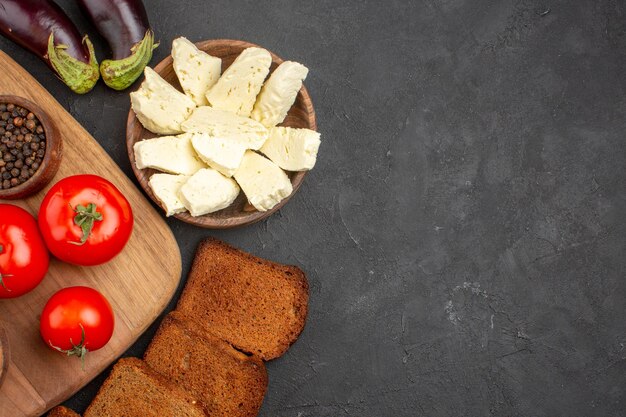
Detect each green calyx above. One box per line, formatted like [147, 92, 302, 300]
[0, 273, 12, 292]
[0, 244, 11, 292]
[47, 34, 100, 94]
[100, 30, 159, 91]
[50, 323, 88, 370]
[69, 203, 103, 246]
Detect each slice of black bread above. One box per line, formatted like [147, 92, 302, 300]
[83, 357, 208, 417]
[47, 406, 80, 417]
[144, 311, 268, 417]
[176, 238, 309, 360]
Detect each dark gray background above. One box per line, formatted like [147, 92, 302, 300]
[1, 0, 625, 416]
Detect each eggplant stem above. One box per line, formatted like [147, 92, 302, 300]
[100, 30, 158, 91]
[47, 34, 100, 94]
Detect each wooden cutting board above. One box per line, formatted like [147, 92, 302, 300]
[0, 52, 182, 416]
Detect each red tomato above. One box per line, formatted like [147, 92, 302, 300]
[38, 175, 133, 266]
[0, 204, 49, 298]
[40, 286, 114, 363]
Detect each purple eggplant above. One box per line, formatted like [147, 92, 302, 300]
[77, 0, 157, 90]
[0, 0, 99, 94]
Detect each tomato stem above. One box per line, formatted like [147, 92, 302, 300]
[0, 272, 12, 292]
[69, 203, 103, 246]
[49, 323, 89, 370]
[0, 246, 12, 292]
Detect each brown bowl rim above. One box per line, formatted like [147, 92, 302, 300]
[0, 95, 63, 200]
[126, 39, 317, 229]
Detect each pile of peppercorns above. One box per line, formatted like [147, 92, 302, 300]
[0, 103, 46, 190]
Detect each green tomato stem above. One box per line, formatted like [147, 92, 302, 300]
[0, 273, 12, 292]
[0, 246, 12, 291]
[100, 30, 159, 91]
[69, 203, 103, 246]
[49, 323, 88, 370]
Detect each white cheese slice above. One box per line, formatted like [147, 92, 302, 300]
[260, 127, 320, 171]
[251, 61, 309, 128]
[205, 47, 272, 117]
[190, 133, 246, 177]
[178, 168, 240, 216]
[181, 106, 268, 150]
[234, 151, 293, 212]
[172, 37, 222, 106]
[130, 67, 196, 135]
[133, 133, 206, 175]
[148, 173, 189, 216]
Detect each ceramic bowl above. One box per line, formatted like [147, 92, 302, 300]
[126, 39, 316, 229]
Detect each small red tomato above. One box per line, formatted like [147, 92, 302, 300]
[38, 174, 133, 266]
[0, 204, 49, 298]
[40, 286, 114, 364]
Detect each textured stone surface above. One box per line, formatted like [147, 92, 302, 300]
[2, 0, 625, 416]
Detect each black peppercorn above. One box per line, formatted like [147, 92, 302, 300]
[0, 102, 46, 191]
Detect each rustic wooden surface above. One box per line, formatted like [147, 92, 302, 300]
[0, 51, 182, 417]
[0, 322, 7, 390]
[127, 39, 317, 229]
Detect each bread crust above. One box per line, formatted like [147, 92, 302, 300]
[84, 357, 209, 417]
[145, 311, 268, 417]
[176, 238, 309, 360]
[47, 406, 81, 417]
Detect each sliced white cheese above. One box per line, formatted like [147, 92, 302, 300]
[179, 168, 240, 216]
[190, 133, 246, 177]
[251, 61, 309, 128]
[130, 67, 196, 135]
[181, 106, 268, 150]
[205, 47, 272, 117]
[148, 173, 189, 216]
[234, 151, 293, 212]
[260, 127, 320, 171]
[133, 133, 206, 175]
[172, 37, 222, 106]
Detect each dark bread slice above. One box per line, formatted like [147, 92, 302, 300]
[144, 311, 268, 417]
[47, 406, 80, 417]
[176, 238, 309, 360]
[84, 357, 208, 417]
